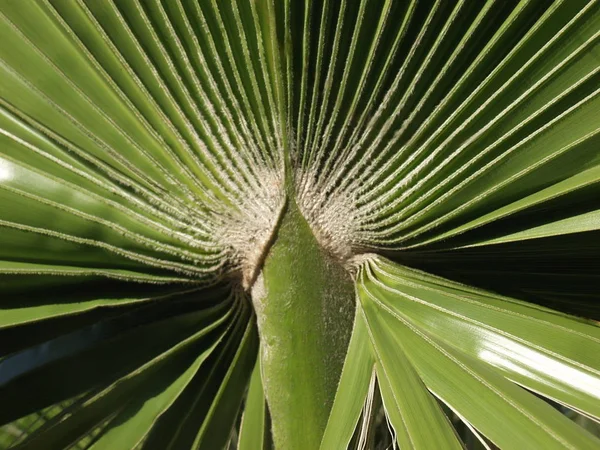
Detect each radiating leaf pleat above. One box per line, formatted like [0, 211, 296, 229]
[192, 311, 258, 449]
[357, 256, 600, 448]
[12, 302, 232, 450]
[86, 322, 238, 450]
[359, 296, 463, 449]
[416, 161, 600, 248]
[0, 260, 193, 284]
[238, 359, 270, 450]
[0, 288, 235, 426]
[0, 276, 204, 358]
[141, 298, 254, 449]
[289, 0, 600, 259]
[366, 257, 600, 422]
[0, 0, 290, 289]
[320, 308, 374, 450]
[472, 210, 600, 245]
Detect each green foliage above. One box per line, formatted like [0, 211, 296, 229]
[0, 0, 599, 449]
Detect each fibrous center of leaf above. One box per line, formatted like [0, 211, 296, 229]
[220, 168, 358, 290]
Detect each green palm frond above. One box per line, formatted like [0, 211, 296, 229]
[1, 0, 599, 449]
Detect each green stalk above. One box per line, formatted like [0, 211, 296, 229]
[251, 198, 355, 449]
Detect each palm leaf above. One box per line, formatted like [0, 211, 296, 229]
[1, 0, 599, 449]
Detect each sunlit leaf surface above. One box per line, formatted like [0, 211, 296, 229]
[1, 1, 599, 448]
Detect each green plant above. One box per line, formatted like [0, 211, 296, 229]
[1, 0, 599, 448]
